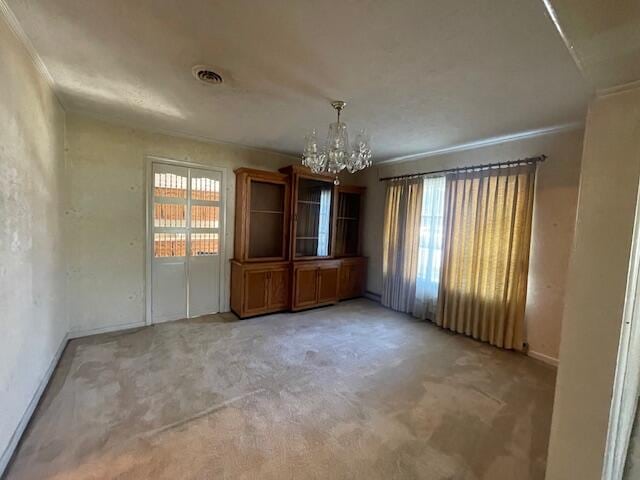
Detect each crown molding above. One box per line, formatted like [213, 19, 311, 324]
[0, 0, 63, 108]
[68, 109, 299, 160]
[540, 0, 587, 81]
[596, 79, 640, 98]
[376, 121, 584, 166]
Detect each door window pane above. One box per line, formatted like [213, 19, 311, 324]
[154, 173, 187, 198]
[154, 233, 186, 257]
[191, 233, 219, 256]
[154, 203, 186, 228]
[191, 176, 220, 201]
[191, 205, 219, 228]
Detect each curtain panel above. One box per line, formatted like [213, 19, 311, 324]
[382, 178, 424, 312]
[436, 164, 536, 350]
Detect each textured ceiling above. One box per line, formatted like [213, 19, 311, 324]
[7, 0, 592, 161]
[543, 0, 640, 92]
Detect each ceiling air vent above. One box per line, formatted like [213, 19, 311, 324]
[192, 65, 223, 85]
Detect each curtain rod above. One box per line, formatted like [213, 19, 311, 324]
[378, 154, 547, 182]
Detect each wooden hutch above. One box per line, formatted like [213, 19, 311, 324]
[230, 165, 367, 318]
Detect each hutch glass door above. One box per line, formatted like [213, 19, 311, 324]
[334, 191, 361, 256]
[295, 178, 333, 257]
[248, 180, 286, 259]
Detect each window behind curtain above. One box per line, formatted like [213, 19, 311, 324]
[413, 176, 446, 320]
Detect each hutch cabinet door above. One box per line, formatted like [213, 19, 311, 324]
[268, 267, 289, 310]
[244, 269, 269, 315]
[338, 261, 356, 299]
[293, 265, 319, 309]
[338, 259, 367, 299]
[352, 261, 367, 297]
[317, 264, 340, 304]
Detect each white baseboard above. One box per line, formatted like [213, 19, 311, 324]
[528, 350, 559, 367]
[364, 291, 382, 302]
[0, 332, 69, 476]
[67, 321, 147, 339]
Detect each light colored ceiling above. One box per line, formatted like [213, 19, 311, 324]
[7, 0, 592, 161]
[544, 0, 640, 91]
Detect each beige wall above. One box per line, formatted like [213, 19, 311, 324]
[64, 113, 296, 335]
[545, 86, 640, 480]
[355, 128, 584, 362]
[0, 15, 66, 472]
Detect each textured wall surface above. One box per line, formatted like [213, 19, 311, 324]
[546, 86, 640, 480]
[355, 128, 584, 362]
[64, 113, 295, 335]
[0, 13, 67, 470]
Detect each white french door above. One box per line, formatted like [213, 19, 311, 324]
[150, 161, 223, 323]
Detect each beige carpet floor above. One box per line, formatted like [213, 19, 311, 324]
[5, 299, 556, 480]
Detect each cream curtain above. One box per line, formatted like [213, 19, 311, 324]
[436, 165, 536, 350]
[382, 178, 424, 312]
